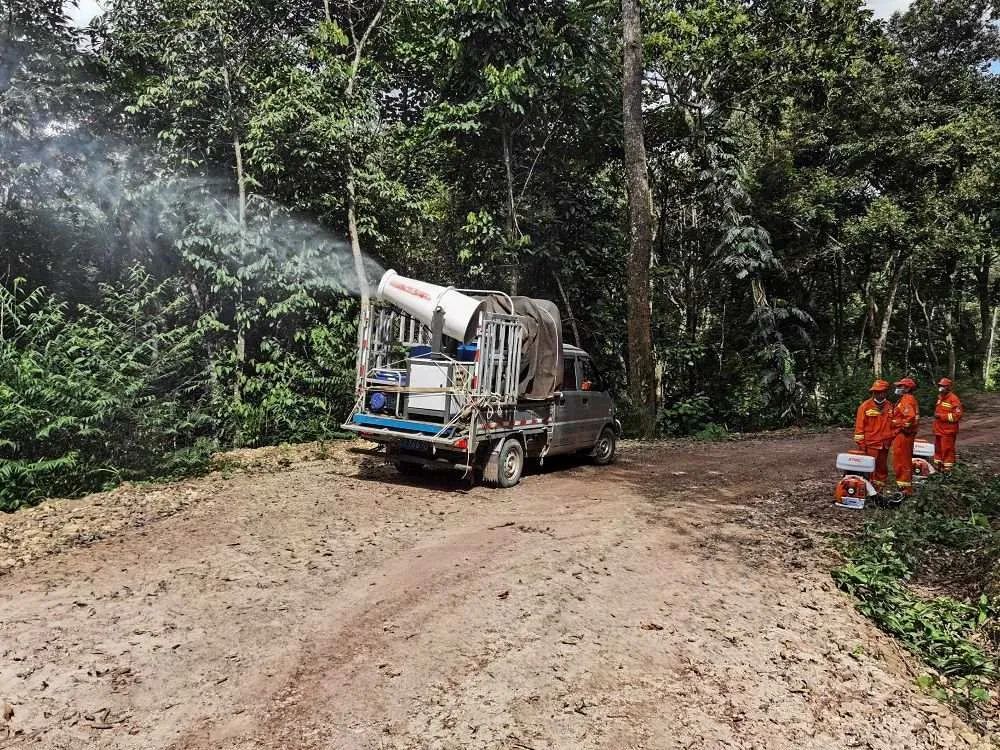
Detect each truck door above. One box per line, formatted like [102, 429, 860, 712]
[550, 356, 583, 453]
[578, 357, 612, 447]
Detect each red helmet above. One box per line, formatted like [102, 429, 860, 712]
[894, 377, 917, 390]
[937, 377, 953, 388]
[869, 379, 890, 392]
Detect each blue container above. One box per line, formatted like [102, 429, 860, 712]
[409, 344, 432, 359]
[457, 343, 479, 362]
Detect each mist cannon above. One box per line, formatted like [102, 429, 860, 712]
[376, 269, 485, 343]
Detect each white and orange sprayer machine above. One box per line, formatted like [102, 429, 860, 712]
[833, 440, 936, 509]
[833, 452, 878, 509]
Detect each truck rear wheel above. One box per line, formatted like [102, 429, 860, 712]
[394, 459, 423, 476]
[483, 438, 524, 488]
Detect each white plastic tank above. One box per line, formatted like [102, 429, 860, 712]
[836, 452, 876, 473]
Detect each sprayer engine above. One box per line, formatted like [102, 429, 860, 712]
[911, 440, 936, 482]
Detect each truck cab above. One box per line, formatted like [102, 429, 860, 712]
[550, 345, 617, 459]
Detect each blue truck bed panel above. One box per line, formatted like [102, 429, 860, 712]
[352, 413, 454, 435]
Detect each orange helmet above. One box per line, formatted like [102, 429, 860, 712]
[894, 377, 917, 390]
[869, 379, 890, 392]
[937, 377, 953, 388]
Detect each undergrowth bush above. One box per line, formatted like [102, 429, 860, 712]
[0, 273, 214, 510]
[813, 369, 876, 425]
[833, 468, 1000, 725]
[0, 272, 357, 511]
[657, 394, 715, 436]
[225, 311, 357, 447]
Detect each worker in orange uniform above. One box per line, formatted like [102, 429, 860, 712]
[890, 377, 919, 499]
[853, 380, 895, 498]
[933, 377, 963, 473]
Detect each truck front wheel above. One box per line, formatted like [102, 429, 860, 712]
[483, 438, 524, 488]
[592, 426, 617, 465]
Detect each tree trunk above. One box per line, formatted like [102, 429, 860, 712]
[718, 301, 726, 375]
[913, 283, 939, 371]
[232, 129, 247, 404]
[502, 126, 519, 295]
[833, 248, 844, 368]
[685, 207, 697, 345]
[219, 27, 247, 405]
[903, 268, 913, 374]
[346, 159, 369, 310]
[343, 0, 385, 313]
[554, 273, 581, 348]
[946, 311, 956, 380]
[976, 251, 993, 385]
[945, 266, 957, 380]
[871, 261, 905, 378]
[621, 0, 656, 438]
[985, 306, 998, 387]
[856, 276, 872, 364]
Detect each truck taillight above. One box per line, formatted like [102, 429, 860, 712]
[453, 438, 468, 450]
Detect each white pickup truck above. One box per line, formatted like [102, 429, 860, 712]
[341, 271, 620, 487]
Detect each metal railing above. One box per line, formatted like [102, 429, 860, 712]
[473, 313, 523, 404]
[370, 307, 431, 367]
[354, 302, 524, 411]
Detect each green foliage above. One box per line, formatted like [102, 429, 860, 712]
[814, 370, 880, 426]
[0, 272, 213, 510]
[0, 269, 356, 509]
[2, 0, 998, 486]
[657, 394, 715, 436]
[223, 302, 357, 447]
[833, 470, 1000, 723]
[694, 423, 730, 442]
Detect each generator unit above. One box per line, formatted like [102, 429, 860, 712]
[366, 368, 408, 417]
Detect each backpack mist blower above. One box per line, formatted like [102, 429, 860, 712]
[833, 451, 878, 510]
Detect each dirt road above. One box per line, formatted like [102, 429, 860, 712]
[2, 409, 998, 750]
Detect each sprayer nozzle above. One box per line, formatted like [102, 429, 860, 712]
[376, 269, 397, 301]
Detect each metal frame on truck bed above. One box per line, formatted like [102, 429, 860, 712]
[342, 287, 618, 487]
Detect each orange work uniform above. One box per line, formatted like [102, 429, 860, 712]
[854, 398, 895, 492]
[933, 392, 963, 472]
[891, 393, 919, 495]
